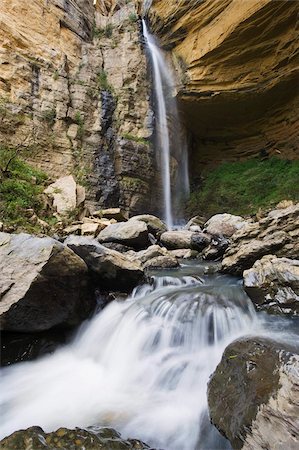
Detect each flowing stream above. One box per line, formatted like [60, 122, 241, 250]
[142, 20, 189, 229]
[1, 261, 290, 449]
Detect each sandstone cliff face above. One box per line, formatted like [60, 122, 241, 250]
[0, 0, 155, 215]
[146, 0, 298, 176]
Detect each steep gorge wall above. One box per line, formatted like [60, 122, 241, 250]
[146, 0, 299, 178]
[0, 0, 155, 215]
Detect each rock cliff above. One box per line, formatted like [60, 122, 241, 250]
[0, 0, 155, 215]
[145, 0, 298, 177]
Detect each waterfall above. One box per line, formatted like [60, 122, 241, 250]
[142, 19, 189, 229]
[0, 263, 266, 449]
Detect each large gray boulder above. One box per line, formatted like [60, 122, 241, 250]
[208, 337, 299, 450]
[0, 426, 151, 449]
[222, 203, 299, 275]
[243, 255, 299, 315]
[98, 220, 150, 249]
[65, 235, 143, 291]
[129, 214, 167, 236]
[160, 230, 194, 249]
[204, 213, 248, 238]
[0, 233, 93, 332]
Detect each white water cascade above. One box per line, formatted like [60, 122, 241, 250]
[142, 20, 189, 229]
[0, 263, 268, 450]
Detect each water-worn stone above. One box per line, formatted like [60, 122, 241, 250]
[185, 216, 206, 230]
[169, 249, 199, 259]
[190, 233, 211, 252]
[0, 232, 93, 332]
[160, 230, 194, 249]
[208, 337, 299, 450]
[244, 255, 299, 315]
[202, 236, 230, 261]
[65, 235, 143, 291]
[143, 255, 179, 270]
[0, 426, 151, 449]
[129, 214, 167, 236]
[204, 213, 248, 238]
[98, 220, 150, 249]
[222, 203, 299, 275]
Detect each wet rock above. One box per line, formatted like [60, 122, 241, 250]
[169, 249, 199, 259]
[0, 426, 151, 449]
[65, 236, 143, 291]
[160, 230, 194, 249]
[204, 213, 248, 238]
[243, 255, 299, 315]
[0, 233, 93, 332]
[98, 220, 150, 250]
[190, 233, 211, 252]
[208, 337, 299, 450]
[129, 245, 168, 264]
[202, 236, 230, 261]
[143, 255, 179, 270]
[129, 214, 167, 237]
[222, 203, 299, 275]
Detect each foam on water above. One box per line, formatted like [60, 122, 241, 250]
[0, 267, 266, 449]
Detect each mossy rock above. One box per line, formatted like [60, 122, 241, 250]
[0, 426, 151, 449]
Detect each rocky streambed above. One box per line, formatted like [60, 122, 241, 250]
[0, 202, 299, 449]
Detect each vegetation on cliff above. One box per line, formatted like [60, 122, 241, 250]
[187, 158, 299, 218]
[0, 149, 49, 231]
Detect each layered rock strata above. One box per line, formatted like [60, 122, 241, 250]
[146, 0, 299, 175]
[0, 0, 155, 215]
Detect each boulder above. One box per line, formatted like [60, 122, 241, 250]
[243, 255, 299, 315]
[129, 214, 167, 236]
[222, 203, 299, 275]
[185, 216, 206, 230]
[102, 242, 135, 253]
[169, 249, 199, 259]
[208, 337, 299, 450]
[204, 213, 248, 238]
[81, 222, 100, 237]
[202, 236, 230, 261]
[44, 175, 79, 215]
[160, 230, 194, 249]
[98, 220, 150, 249]
[0, 426, 151, 449]
[143, 255, 179, 270]
[94, 208, 128, 222]
[190, 232, 211, 251]
[0, 232, 93, 332]
[130, 244, 168, 264]
[65, 235, 143, 291]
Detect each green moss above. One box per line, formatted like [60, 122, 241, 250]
[74, 112, 84, 139]
[41, 109, 56, 126]
[128, 13, 138, 23]
[0, 150, 49, 230]
[97, 70, 113, 92]
[93, 23, 114, 39]
[186, 158, 299, 218]
[121, 133, 149, 145]
[121, 176, 146, 190]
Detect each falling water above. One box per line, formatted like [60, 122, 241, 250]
[142, 20, 189, 229]
[0, 263, 269, 450]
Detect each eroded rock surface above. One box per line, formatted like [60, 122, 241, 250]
[0, 232, 93, 332]
[98, 220, 150, 249]
[208, 337, 299, 450]
[0, 426, 151, 450]
[244, 255, 299, 315]
[65, 235, 144, 291]
[222, 203, 299, 275]
[146, 0, 298, 174]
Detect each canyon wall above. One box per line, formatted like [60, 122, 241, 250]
[0, 0, 155, 214]
[146, 0, 298, 177]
